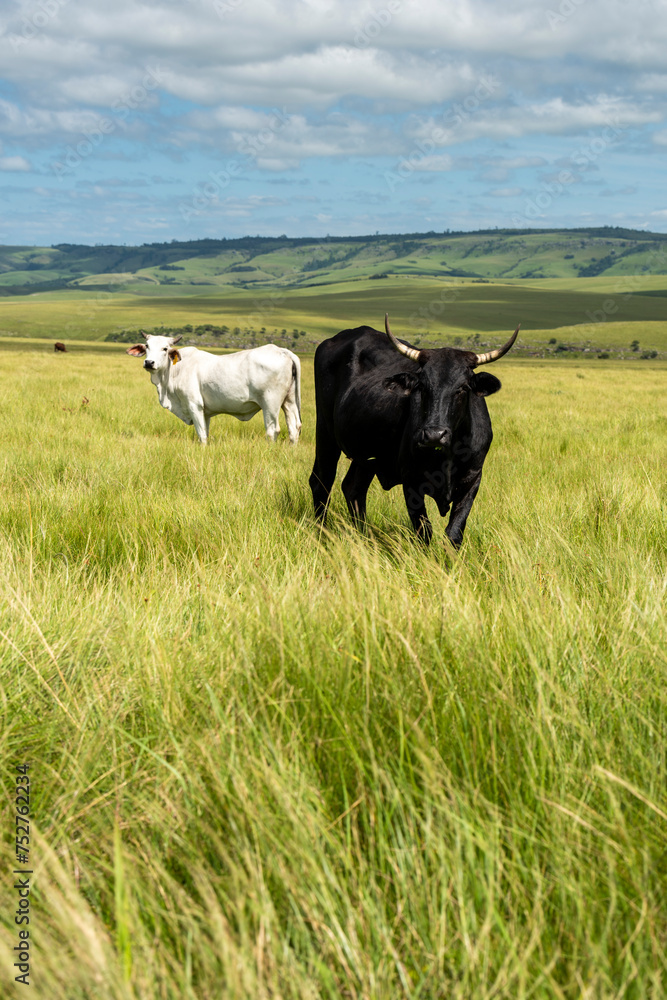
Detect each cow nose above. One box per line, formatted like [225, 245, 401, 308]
[143, 359, 155, 370]
[418, 426, 451, 449]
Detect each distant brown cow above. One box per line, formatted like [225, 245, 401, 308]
[54, 342, 67, 352]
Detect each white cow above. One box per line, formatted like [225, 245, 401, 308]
[127, 333, 301, 445]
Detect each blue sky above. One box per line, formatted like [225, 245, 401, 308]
[1, 0, 666, 245]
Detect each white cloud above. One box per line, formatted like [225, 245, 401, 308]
[155, 46, 482, 111]
[0, 155, 31, 171]
[410, 96, 661, 150]
[0, 98, 121, 141]
[0, 0, 665, 240]
[255, 157, 301, 171]
[1, 1, 666, 131]
[488, 156, 547, 170]
[181, 108, 402, 163]
[405, 155, 454, 172]
[637, 73, 667, 92]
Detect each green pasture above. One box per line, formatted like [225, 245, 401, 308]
[0, 347, 666, 998]
[1, 276, 666, 353]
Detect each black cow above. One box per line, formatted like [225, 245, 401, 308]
[309, 315, 519, 547]
[54, 342, 67, 353]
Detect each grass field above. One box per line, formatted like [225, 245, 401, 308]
[1, 275, 666, 357]
[0, 344, 666, 998]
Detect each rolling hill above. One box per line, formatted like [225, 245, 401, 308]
[2, 227, 667, 296]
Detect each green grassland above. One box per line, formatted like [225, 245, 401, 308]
[0, 345, 666, 998]
[1, 275, 666, 359]
[2, 227, 666, 359]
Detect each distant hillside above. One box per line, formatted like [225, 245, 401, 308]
[2, 227, 667, 296]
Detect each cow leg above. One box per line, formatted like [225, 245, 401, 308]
[445, 469, 483, 548]
[282, 398, 302, 445]
[341, 460, 376, 529]
[309, 427, 340, 522]
[261, 404, 280, 443]
[189, 405, 209, 445]
[402, 484, 433, 546]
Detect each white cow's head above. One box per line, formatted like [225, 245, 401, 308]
[126, 332, 182, 373]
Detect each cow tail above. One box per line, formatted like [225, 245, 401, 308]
[292, 356, 302, 420]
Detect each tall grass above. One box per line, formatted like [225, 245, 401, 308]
[1, 351, 666, 998]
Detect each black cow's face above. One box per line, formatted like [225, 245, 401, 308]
[384, 349, 501, 451]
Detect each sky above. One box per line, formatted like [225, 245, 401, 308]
[1, 0, 666, 245]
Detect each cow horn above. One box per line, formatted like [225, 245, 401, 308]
[139, 329, 149, 340]
[473, 325, 520, 366]
[170, 335, 182, 346]
[385, 314, 421, 362]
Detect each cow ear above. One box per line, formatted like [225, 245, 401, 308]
[383, 372, 419, 395]
[471, 372, 501, 397]
[168, 348, 181, 365]
[126, 344, 146, 357]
